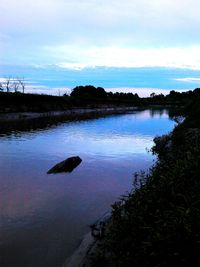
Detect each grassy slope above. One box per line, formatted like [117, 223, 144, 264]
[92, 98, 200, 267]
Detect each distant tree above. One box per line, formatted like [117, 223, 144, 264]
[169, 90, 177, 97]
[135, 93, 139, 98]
[96, 87, 107, 98]
[154, 93, 165, 99]
[5, 77, 12, 92]
[150, 92, 156, 98]
[18, 78, 25, 93]
[0, 82, 3, 91]
[193, 88, 200, 97]
[13, 79, 20, 92]
[71, 85, 107, 99]
[70, 85, 141, 104]
[107, 92, 114, 98]
[0, 77, 25, 93]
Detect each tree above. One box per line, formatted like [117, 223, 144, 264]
[5, 77, 12, 92]
[0, 77, 25, 93]
[13, 79, 20, 92]
[150, 92, 156, 98]
[71, 85, 107, 99]
[18, 78, 25, 93]
[0, 82, 3, 91]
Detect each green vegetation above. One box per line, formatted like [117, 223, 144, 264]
[90, 96, 200, 266]
[1, 85, 200, 113]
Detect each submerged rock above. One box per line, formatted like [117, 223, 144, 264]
[47, 156, 82, 174]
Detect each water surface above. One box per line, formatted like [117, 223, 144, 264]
[0, 110, 175, 267]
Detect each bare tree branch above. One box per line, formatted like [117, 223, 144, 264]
[0, 77, 26, 93]
[0, 82, 3, 91]
[5, 77, 12, 92]
[13, 78, 20, 92]
[18, 78, 25, 93]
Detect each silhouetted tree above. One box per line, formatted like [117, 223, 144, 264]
[18, 78, 25, 93]
[0, 82, 3, 91]
[0, 77, 25, 93]
[5, 77, 12, 92]
[150, 92, 156, 98]
[71, 85, 107, 99]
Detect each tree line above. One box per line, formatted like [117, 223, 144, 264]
[1, 82, 200, 112]
[68, 85, 200, 106]
[67, 85, 140, 105]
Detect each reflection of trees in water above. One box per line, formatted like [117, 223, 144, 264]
[149, 108, 166, 118]
[168, 108, 184, 123]
[149, 108, 184, 123]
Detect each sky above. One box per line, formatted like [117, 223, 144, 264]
[1, 0, 200, 95]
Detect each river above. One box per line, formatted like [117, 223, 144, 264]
[0, 109, 176, 267]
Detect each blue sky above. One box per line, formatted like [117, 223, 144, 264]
[1, 0, 200, 95]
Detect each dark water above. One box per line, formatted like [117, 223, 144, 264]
[0, 110, 176, 267]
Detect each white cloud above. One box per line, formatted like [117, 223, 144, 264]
[56, 63, 90, 71]
[0, 77, 34, 84]
[175, 77, 200, 83]
[1, 0, 200, 67]
[51, 46, 200, 70]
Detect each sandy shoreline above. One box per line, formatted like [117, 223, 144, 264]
[0, 107, 139, 122]
[63, 232, 96, 267]
[63, 212, 110, 267]
[0, 107, 139, 133]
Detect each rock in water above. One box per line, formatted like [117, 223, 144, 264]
[47, 156, 82, 174]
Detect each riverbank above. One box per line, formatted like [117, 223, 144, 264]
[0, 90, 142, 113]
[0, 87, 195, 133]
[63, 212, 110, 267]
[82, 96, 200, 266]
[0, 107, 139, 133]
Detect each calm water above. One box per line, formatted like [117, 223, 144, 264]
[0, 110, 175, 267]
